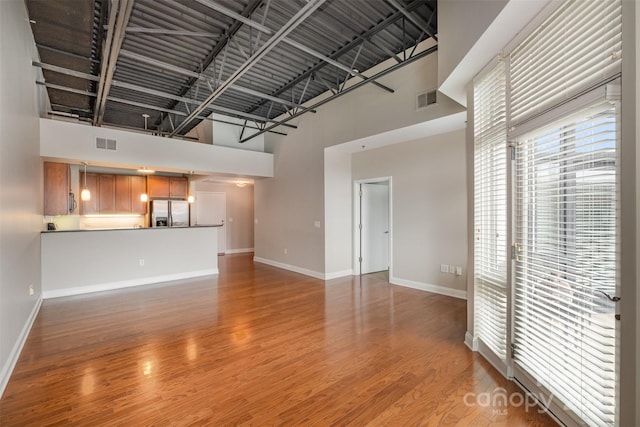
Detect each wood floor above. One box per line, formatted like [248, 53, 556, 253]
[0, 254, 555, 426]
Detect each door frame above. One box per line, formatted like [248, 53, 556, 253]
[353, 176, 392, 276]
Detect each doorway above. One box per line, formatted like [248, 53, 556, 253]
[195, 191, 227, 255]
[353, 177, 391, 276]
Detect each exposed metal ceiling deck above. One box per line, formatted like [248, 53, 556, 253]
[27, 0, 437, 142]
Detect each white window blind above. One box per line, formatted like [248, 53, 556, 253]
[473, 60, 508, 361]
[513, 101, 618, 426]
[510, 0, 622, 126]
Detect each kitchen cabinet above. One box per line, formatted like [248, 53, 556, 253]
[79, 172, 99, 214]
[169, 177, 188, 199]
[115, 175, 132, 212]
[147, 175, 188, 199]
[115, 175, 147, 214]
[44, 162, 70, 216]
[130, 176, 147, 214]
[98, 174, 116, 213]
[81, 173, 147, 215]
[147, 175, 170, 198]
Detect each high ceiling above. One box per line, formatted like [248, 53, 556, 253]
[26, 0, 437, 142]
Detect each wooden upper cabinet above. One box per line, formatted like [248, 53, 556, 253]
[44, 162, 69, 216]
[79, 172, 99, 215]
[169, 177, 188, 199]
[98, 174, 116, 214]
[115, 175, 132, 213]
[147, 175, 170, 198]
[130, 176, 147, 214]
[147, 175, 187, 199]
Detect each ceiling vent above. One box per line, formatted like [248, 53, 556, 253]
[416, 90, 437, 110]
[96, 137, 117, 150]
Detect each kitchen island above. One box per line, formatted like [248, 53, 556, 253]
[41, 226, 219, 298]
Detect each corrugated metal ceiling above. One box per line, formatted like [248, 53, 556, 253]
[26, 0, 437, 141]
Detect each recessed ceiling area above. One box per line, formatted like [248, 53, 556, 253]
[26, 0, 437, 142]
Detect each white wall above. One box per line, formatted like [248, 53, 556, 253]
[193, 181, 254, 252]
[255, 51, 465, 276]
[323, 149, 352, 277]
[352, 130, 467, 297]
[437, 0, 548, 106]
[0, 0, 45, 395]
[41, 227, 218, 298]
[212, 114, 265, 152]
[40, 119, 273, 178]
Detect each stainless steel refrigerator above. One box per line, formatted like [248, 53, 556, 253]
[151, 200, 190, 227]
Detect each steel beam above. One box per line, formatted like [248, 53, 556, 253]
[93, 0, 134, 126]
[124, 27, 220, 37]
[119, 50, 315, 113]
[157, 0, 264, 131]
[282, 39, 394, 94]
[33, 61, 296, 128]
[386, 0, 437, 42]
[37, 81, 287, 136]
[169, 0, 326, 137]
[32, 61, 100, 81]
[245, 0, 430, 117]
[240, 45, 437, 143]
[196, 0, 394, 94]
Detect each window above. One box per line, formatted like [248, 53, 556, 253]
[471, 0, 622, 425]
[473, 60, 508, 363]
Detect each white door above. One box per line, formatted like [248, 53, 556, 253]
[360, 182, 389, 274]
[195, 191, 226, 254]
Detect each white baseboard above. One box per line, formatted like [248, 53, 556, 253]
[42, 268, 219, 299]
[465, 331, 478, 351]
[0, 296, 43, 398]
[389, 276, 467, 300]
[253, 257, 326, 280]
[224, 248, 254, 254]
[324, 269, 353, 280]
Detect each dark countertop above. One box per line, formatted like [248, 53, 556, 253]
[41, 225, 222, 233]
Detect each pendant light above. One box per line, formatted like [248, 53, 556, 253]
[80, 162, 91, 201]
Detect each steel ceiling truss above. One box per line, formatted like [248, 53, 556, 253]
[28, 0, 437, 138]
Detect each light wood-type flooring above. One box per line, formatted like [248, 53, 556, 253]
[0, 254, 556, 426]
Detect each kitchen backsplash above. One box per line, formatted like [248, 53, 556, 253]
[44, 214, 145, 230]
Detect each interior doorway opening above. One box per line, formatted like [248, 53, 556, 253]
[353, 177, 392, 276]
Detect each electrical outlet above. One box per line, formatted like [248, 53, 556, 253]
[28, 285, 34, 296]
[139, 259, 145, 267]
[440, 264, 449, 273]
[284, 248, 288, 255]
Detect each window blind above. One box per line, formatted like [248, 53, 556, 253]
[513, 101, 618, 427]
[473, 60, 508, 361]
[510, 0, 622, 126]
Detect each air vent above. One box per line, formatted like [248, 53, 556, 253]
[416, 90, 437, 109]
[96, 137, 117, 150]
